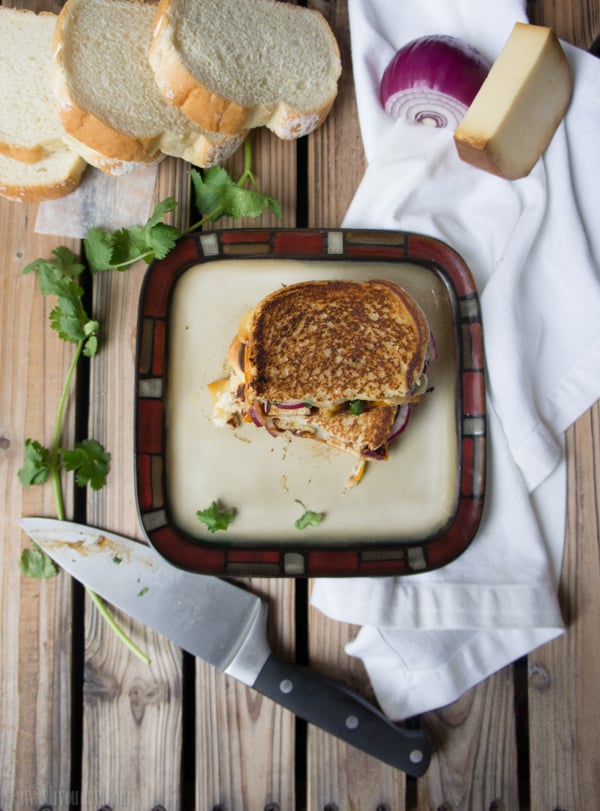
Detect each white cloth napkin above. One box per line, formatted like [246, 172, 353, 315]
[311, 0, 600, 720]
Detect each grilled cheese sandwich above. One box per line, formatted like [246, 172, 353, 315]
[209, 279, 433, 482]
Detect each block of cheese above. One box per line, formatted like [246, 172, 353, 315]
[454, 23, 572, 179]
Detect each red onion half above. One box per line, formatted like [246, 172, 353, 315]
[380, 35, 491, 131]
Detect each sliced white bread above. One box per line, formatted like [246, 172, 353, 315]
[0, 7, 81, 164]
[53, 0, 246, 175]
[149, 0, 341, 138]
[0, 149, 87, 203]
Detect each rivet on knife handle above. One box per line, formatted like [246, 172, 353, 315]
[253, 654, 431, 776]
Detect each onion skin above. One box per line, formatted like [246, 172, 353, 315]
[380, 35, 491, 131]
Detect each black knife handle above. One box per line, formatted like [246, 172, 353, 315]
[253, 654, 431, 776]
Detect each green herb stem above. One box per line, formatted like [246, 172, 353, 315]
[237, 138, 257, 188]
[87, 587, 151, 665]
[48, 329, 151, 666]
[104, 250, 155, 271]
[50, 339, 83, 520]
[184, 204, 225, 236]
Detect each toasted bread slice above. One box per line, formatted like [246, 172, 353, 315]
[53, 0, 246, 172]
[245, 279, 431, 409]
[149, 0, 341, 138]
[270, 403, 399, 460]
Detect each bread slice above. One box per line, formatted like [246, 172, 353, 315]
[149, 0, 341, 138]
[53, 0, 246, 174]
[0, 7, 78, 164]
[0, 149, 87, 202]
[244, 279, 431, 408]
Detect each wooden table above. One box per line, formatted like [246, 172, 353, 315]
[1, 1, 599, 808]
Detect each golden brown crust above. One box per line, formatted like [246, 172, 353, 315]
[55, 93, 162, 163]
[298, 405, 398, 458]
[0, 163, 86, 202]
[149, 0, 340, 139]
[53, 0, 244, 168]
[245, 279, 430, 406]
[53, 5, 163, 164]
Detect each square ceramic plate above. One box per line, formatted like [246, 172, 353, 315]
[134, 229, 486, 577]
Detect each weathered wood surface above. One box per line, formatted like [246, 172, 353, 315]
[0, 1, 598, 809]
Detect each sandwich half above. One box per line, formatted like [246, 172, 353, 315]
[209, 279, 433, 484]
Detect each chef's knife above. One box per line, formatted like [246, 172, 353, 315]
[19, 517, 431, 776]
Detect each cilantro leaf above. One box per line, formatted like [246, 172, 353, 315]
[18, 439, 51, 487]
[23, 247, 85, 284]
[24, 247, 97, 346]
[146, 196, 178, 229]
[294, 499, 325, 530]
[19, 543, 58, 579]
[191, 165, 280, 222]
[191, 166, 231, 220]
[49, 298, 88, 344]
[144, 221, 180, 260]
[60, 439, 111, 490]
[82, 227, 115, 272]
[84, 198, 181, 271]
[220, 184, 278, 220]
[83, 320, 100, 358]
[196, 500, 236, 532]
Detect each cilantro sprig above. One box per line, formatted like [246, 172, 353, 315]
[18, 245, 149, 661]
[196, 500, 237, 533]
[84, 139, 280, 273]
[294, 500, 325, 530]
[20, 250, 107, 517]
[190, 139, 281, 224]
[85, 197, 180, 271]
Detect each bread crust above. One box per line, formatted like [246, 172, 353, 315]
[149, 0, 341, 138]
[245, 279, 431, 407]
[0, 155, 86, 202]
[53, 0, 246, 170]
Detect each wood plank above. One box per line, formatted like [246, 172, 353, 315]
[305, 1, 519, 806]
[305, 1, 407, 807]
[418, 669, 519, 809]
[528, 402, 600, 808]
[82, 157, 191, 810]
[1, 3, 76, 808]
[306, 609, 406, 810]
[197, 127, 298, 811]
[528, 0, 600, 48]
[525, 5, 600, 810]
[308, 0, 366, 228]
[0, 197, 77, 811]
[196, 577, 296, 811]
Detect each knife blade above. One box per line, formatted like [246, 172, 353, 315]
[19, 517, 431, 776]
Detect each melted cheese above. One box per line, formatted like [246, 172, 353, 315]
[454, 23, 572, 179]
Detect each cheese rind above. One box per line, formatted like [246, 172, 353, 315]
[454, 23, 572, 179]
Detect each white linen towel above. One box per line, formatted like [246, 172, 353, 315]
[311, 0, 600, 720]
